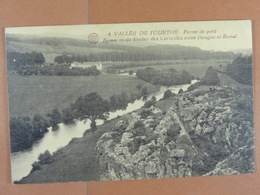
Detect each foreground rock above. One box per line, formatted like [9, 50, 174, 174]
[96, 86, 254, 180]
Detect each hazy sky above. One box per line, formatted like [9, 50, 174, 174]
[6, 20, 252, 52]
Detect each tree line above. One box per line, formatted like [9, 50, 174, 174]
[17, 65, 101, 76]
[53, 48, 236, 65]
[10, 114, 49, 152]
[7, 51, 101, 76]
[7, 51, 45, 70]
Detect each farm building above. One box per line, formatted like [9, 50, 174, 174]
[70, 62, 103, 71]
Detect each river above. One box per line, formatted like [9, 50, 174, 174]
[10, 80, 197, 182]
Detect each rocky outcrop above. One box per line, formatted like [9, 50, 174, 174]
[96, 106, 195, 180]
[205, 146, 255, 176]
[96, 87, 254, 180]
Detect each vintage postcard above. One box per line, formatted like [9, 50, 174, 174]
[6, 20, 254, 183]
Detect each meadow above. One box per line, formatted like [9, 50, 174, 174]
[124, 59, 232, 78]
[8, 74, 159, 118]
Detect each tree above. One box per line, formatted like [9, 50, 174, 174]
[62, 108, 74, 124]
[47, 108, 62, 129]
[32, 114, 48, 139]
[141, 86, 148, 96]
[54, 55, 70, 64]
[128, 70, 134, 75]
[72, 92, 110, 131]
[10, 117, 34, 152]
[136, 83, 143, 90]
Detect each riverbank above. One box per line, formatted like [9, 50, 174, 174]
[18, 116, 124, 183]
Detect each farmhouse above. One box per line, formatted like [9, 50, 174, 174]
[70, 62, 103, 71]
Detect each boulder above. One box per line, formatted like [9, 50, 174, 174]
[189, 119, 197, 132]
[170, 149, 185, 158]
[121, 132, 134, 145]
[195, 124, 202, 135]
[126, 113, 141, 130]
[202, 125, 214, 135]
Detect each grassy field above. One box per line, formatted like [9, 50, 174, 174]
[125, 59, 231, 78]
[8, 74, 159, 118]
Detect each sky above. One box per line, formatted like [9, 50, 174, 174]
[5, 20, 252, 52]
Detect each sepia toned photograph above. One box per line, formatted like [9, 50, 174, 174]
[6, 20, 254, 184]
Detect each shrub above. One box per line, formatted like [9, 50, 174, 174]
[165, 123, 181, 143]
[31, 161, 41, 172]
[178, 89, 184, 94]
[136, 83, 143, 90]
[134, 120, 144, 129]
[141, 86, 148, 96]
[187, 83, 199, 91]
[163, 89, 173, 99]
[140, 108, 152, 119]
[38, 150, 53, 164]
[151, 96, 157, 102]
[127, 137, 146, 155]
[143, 100, 154, 108]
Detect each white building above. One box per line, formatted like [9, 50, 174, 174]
[70, 62, 103, 71]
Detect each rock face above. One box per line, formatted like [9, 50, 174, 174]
[96, 87, 254, 181]
[204, 146, 255, 176]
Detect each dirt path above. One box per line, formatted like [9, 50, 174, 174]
[173, 112, 198, 154]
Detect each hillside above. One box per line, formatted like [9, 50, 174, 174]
[187, 65, 253, 93]
[6, 34, 238, 64]
[8, 74, 159, 118]
[18, 83, 254, 183]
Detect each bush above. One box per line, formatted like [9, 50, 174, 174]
[128, 70, 134, 75]
[151, 96, 157, 102]
[187, 83, 199, 91]
[31, 161, 41, 172]
[143, 100, 154, 108]
[165, 123, 181, 143]
[141, 87, 148, 96]
[134, 120, 144, 129]
[163, 89, 173, 99]
[127, 137, 146, 155]
[38, 150, 53, 164]
[140, 109, 152, 119]
[178, 89, 184, 94]
[136, 83, 143, 90]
